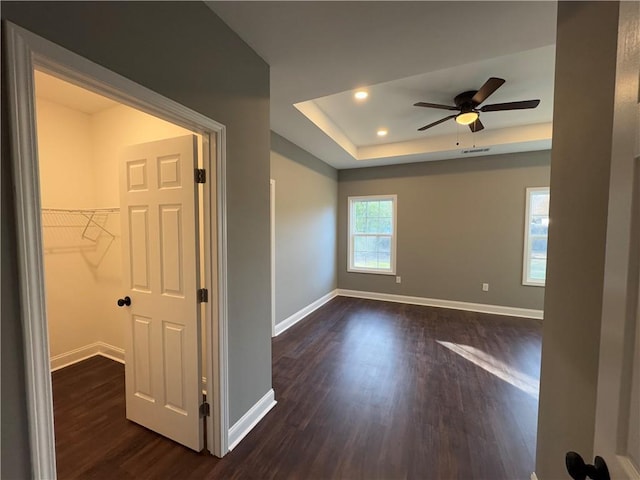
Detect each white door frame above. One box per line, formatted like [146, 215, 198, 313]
[270, 179, 276, 337]
[4, 21, 230, 478]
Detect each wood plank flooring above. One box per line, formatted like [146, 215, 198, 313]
[52, 297, 541, 479]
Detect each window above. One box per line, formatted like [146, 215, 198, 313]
[348, 195, 397, 274]
[523, 187, 550, 286]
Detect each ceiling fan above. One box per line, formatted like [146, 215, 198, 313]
[414, 77, 540, 133]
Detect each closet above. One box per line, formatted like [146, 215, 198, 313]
[35, 70, 201, 373]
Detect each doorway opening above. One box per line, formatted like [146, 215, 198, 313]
[6, 22, 230, 478]
[35, 69, 212, 470]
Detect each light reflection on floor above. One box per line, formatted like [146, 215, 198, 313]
[437, 340, 540, 398]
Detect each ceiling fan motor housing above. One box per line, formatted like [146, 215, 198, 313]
[454, 90, 479, 113]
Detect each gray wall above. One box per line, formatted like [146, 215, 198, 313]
[270, 132, 338, 324]
[535, 2, 623, 478]
[338, 151, 550, 310]
[1, 2, 271, 473]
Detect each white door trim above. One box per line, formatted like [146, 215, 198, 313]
[270, 179, 276, 337]
[4, 22, 230, 477]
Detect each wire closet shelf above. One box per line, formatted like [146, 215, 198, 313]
[41, 208, 119, 242]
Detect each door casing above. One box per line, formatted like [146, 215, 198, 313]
[270, 178, 276, 337]
[4, 21, 230, 478]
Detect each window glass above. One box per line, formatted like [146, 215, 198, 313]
[348, 195, 396, 274]
[524, 188, 550, 285]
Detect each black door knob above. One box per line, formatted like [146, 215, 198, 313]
[566, 451, 610, 480]
[117, 296, 131, 307]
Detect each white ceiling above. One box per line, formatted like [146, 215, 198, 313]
[207, 1, 558, 169]
[34, 70, 119, 114]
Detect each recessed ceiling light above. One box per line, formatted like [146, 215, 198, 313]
[354, 91, 369, 100]
[377, 129, 388, 137]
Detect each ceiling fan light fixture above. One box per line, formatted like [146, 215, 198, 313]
[456, 112, 479, 125]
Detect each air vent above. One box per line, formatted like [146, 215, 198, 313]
[461, 147, 491, 154]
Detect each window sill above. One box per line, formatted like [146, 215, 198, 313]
[347, 268, 396, 276]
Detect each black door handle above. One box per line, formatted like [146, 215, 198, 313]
[566, 451, 610, 480]
[117, 296, 131, 307]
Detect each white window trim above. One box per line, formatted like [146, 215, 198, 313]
[523, 186, 549, 287]
[348, 194, 397, 275]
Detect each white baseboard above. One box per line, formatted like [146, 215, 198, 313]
[274, 289, 338, 336]
[50, 341, 124, 371]
[337, 289, 543, 320]
[228, 389, 277, 451]
[97, 342, 125, 364]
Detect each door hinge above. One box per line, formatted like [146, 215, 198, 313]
[200, 402, 210, 417]
[197, 288, 208, 303]
[195, 168, 206, 184]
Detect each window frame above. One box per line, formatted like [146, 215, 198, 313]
[523, 186, 550, 287]
[347, 194, 397, 275]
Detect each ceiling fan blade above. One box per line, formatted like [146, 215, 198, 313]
[480, 99, 540, 112]
[469, 118, 484, 133]
[418, 114, 457, 131]
[471, 77, 505, 105]
[414, 102, 458, 111]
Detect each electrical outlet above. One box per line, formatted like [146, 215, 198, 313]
[396, 276, 402, 284]
[482, 283, 489, 292]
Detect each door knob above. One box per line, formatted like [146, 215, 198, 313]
[117, 296, 131, 307]
[566, 451, 610, 480]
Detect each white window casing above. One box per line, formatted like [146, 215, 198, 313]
[348, 194, 397, 275]
[523, 187, 550, 286]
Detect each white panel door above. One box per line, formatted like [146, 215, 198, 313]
[592, 3, 640, 477]
[120, 134, 203, 451]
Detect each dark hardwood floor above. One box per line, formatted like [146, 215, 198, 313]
[52, 297, 541, 479]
